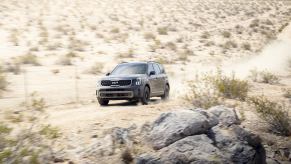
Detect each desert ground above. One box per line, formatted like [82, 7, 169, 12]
[0, 0, 291, 163]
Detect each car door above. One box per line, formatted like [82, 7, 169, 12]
[157, 63, 167, 91]
[147, 63, 158, 95]
[152, 63, 164, 94]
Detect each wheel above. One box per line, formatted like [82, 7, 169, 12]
[98, 98, 109, 106]
[161, 84, 169, 100]
[141, 86, 150, 105]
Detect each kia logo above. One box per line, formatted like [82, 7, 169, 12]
[112, 81, 118, 85]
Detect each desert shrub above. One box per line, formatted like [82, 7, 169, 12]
[249, 19, 260, 28]
[186, 81, 221, 109]
[157, 27, 168, 35]
[110, 27, 120, 33]
[221, 31, 231, 38]
[119, 48, 134, 58]
[249, 69, 259, 82]
[178, 49, 191, 61]
[210, 72, 249, 100]
[18, 53, 40, 66]
[200, 32, 210, 39]
[278, 23, 288, 32]
[5, 60, 21, 74]
[88, 62, 103, 74]
[204, 41, 215, 47]
[282, 88, 291, 99]
[248, 96, 290, 136]
[0, 66, 8, 96]
[30, 92, 46, 111]
[259, 71, 279, 84]
[121, 148, 133, 164]
[56, 55, 72, 65]
[241, 42, 251, 51]
[222, 40, 237, 49]
[40, 125, 60, 139]
[155, 57, 173, 64]
[165, 42, 177, 51]
[144, 32, 156, 40]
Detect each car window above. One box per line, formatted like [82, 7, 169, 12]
[148, 63, 155, 74]
[111, 63, 147, 75]
[153, 63, 161, 75]
[158, 64, 165, 73]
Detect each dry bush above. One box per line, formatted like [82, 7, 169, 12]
[5, 60, 21, 74]
[0, 93, 62, 163]
[56, 51, 77, 66]
[241, 42, 251, 51]
[0, 66, 8, 96]
[204, 41, 215, 47]
[119, 48, 134, 58]
[278, 22, 289, 33]
[249, 19, 260, 28]
[121, 148, 133, 164]
[87, 62, 103, 75]
[209, 72, 249, 100]
[157, 27, 168, 35]
[18, 53, 40, 66]
[250, 70, 279, 84]
[222, 40, 238, 49]
[178, 49, 192, 61]
[9, 29, 19, 46]
[144, 32, 156, 40]
[40, 125, 60, 139]
[110, 27, 120, 33]
[186, 79, 221, 109]
[282, 88, 291, 99]
[165, 42, 177, 51]
[260, 71, 279, 84]
[155, 57, 172, 65]
[221, 31, 231, 38]
[248, 96, 290, 136]
[200, 31, 210, 39]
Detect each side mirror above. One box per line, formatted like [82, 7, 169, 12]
[149, 71, 156, 76]
[106, 73, 110, 76]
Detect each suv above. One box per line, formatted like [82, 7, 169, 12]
[96, 61, 170, 105]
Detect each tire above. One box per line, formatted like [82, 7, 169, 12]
[98, 98, 109, 106]
[161, 84, 169, 100]
[141, 86, 150, 105]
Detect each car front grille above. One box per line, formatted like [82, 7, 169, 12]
[98, 91, 133, 98]
[101, 80, 131, 86]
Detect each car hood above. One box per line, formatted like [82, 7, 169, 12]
[100, 74, 147, 80]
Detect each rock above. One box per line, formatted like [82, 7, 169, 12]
[158, 134, 226, 163]
[148, 110, 215, 150]
[208, 106, 240, 126]
[208, 124, 266, 164]
[136, 154, 161, 164]
[137, 107, 266, 164]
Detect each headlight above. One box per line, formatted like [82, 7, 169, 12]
[134, 78, 142, 86]
[97, 80, 102, 87]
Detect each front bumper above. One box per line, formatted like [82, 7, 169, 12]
[96, 85, 144, 100]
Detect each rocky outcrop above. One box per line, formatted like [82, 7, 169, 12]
[137, 106, 266, 164]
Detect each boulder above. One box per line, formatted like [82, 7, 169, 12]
[208, 106, 240, 126]
[138, 107, 266, 164]
[148, 110, 216, 150]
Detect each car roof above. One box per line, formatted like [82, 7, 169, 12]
[119, 61, 161, 65]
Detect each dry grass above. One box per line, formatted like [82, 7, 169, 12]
[209, 72, 249, 101]
[248, 96, 290, 136]
[18, 53, 40, 66]
[87, 62, 103, 75]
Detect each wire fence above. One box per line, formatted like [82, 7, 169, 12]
[0, 66, 100, 109]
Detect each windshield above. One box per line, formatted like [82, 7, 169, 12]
[111, 63, 147, 75]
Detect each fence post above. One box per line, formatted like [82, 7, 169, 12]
[23, 69, 28, 109]
[75, 65, 79, 104]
